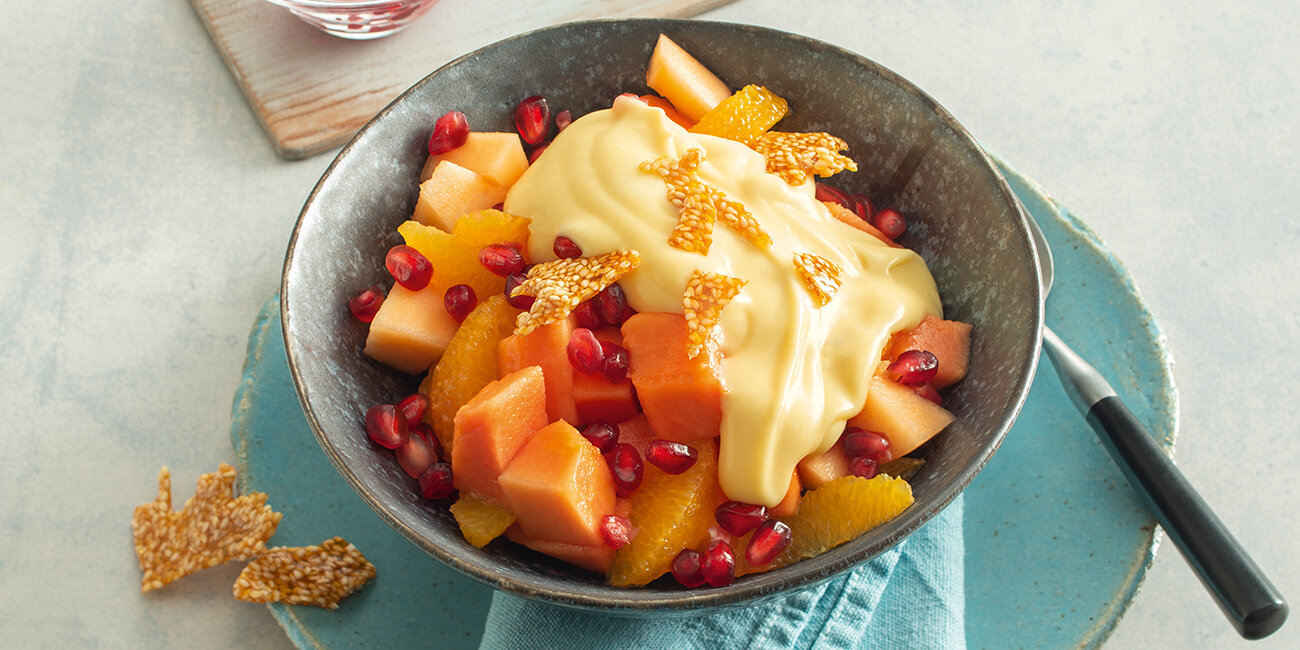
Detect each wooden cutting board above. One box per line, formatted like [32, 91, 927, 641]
[192, 0, 736, 158]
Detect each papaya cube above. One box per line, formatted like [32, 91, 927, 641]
[622, 312, 722, 443]
[498, 420, 616, 549]
[363, 284, 459, 374]
[849, 374, 956, 457]
[424, 132, 529, 189]
[411, 160, 507, 232]
[451, 366, 549, 504]
[770, 470, 802, 518]
[645, 34, 731, 122]
[572, 328, 639, 425]
[885, 315, 973, 389]
[797, 445, 849, 490]
[504, 525, 614, 574]
[497, 318, 580, 425]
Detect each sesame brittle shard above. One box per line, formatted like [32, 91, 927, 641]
[512, 250, 642, 335]
[131, 464, 283, 593]
[683, 270, 748, 358]
[751, 132, 858, 185]
[233, 537, 376, 610]
[793, 252, 844, 307]
[641, 148, 772, 253]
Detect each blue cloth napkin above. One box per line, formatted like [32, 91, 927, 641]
[479, 494, 965, 650]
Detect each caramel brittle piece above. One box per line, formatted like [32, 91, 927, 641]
[233, 537, 376, 610]
[793, 252, 844, 307]
[132, 465, 282, 592]
[642, 148, 771, 253]
[512, 250, 642, 335]
[682, 270, 748, 358]
[752, 132, 858, 185]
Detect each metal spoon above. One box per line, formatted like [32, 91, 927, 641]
[1025, 214, 1287, 639]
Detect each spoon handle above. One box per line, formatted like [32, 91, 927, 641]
[1042, 328, 1287, 639]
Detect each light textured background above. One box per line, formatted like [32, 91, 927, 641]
[2, 0, 1295, 647]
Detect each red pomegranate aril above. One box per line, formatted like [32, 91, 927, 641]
[888, 349, 939, 385]
[814, 182, 852, 209]
[396, 392, 429, 428]
[503, 273, 535, 310]
[515, 95, 551, 145]
[567, 328, 606, 374]
[746, 520, 792, 566]
[645, 440, 698, 474]
[364, 404, 410, 449]
[671, 549, 707, 588]
[396, 428, 439, 478]
[606, 442, 644, 497]
[851, 194, 875, 221]
[348, 285, 385, 323]
[600, 515, 633, 550]
[385, 245, 433, 291]
[555, 109, 573, 132]
[600, 341, 630, 383]
[874, 208, 907, 240]
[714, 501, 768, 537]
[912, 382, 944, 406]
[553, 235, 583, 259]
[527, 142, 549, 164]
[479, 243, 527, 277]
[849, 456, 879, 479]
[427, 110, 470, 155]
[418, 462, 455, 500]
[596, 284, 629, 325]
[572, 300, 604, 329]
[444, 284, 478, 323]
[841, 427, 892, 463]
[701, 540, 736, 587]
[580, 422, 619, 454]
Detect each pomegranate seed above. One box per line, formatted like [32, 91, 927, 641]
[385, 245, 433, 291]
[671, 549, 707, 588]
[348, 285, 385, 323]
[645, 440, 698, 474]
[600, 341, 630, 383]
[596, 284, 629, 325]
[912, 382, 944, 405]
[479, 243, 526, 277]
[444, 284, 478, 323]
[841, 427, 892, 463]
[515, 95, 551, 145]
[705, 525, 734, 546]
[396, 427, 439, 478]
[396, 393, 429, 428]
[553, 235, 583, 259]
[567, 328, 606, 374]
[572, 300, 604, 329]
[888, 349, 939, 385]
[851, 194, 875, 221]
[417, 462, 455, 500]
[580, 422, 619, 454]
[427, 110, 469, 155]
[874, 208, 907, 239]
[714, 501, 768, 537]
[417, 422, 446, 460]
[527, 142, 549, 164]
[701, 540, 735, 587]
[814, 182, 852, 209]
[606, 443, 643, 496]
[555, 109, 573, 132]
[849, 456, 879, 479]
[503, 273, 535, 310]
[364, 404, 409, 449]
[600, 515, 632, 550]
[746, 520, 792, 566]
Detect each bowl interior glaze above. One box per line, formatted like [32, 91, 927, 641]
[281, 18, 1042, 613]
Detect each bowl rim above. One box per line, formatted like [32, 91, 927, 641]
[280, 17, 1043, 611]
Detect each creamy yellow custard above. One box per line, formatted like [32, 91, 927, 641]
[504, 97, 941, 506]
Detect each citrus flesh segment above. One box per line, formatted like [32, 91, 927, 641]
[688, 85, 789, 144]
[419, 295, 518, 452]
[397, 209, 530, 300]
[773, 474, 913, 574]
[450, 494, 517, 548]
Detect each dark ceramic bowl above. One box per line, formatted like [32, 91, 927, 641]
[281, 18, 1042, 613]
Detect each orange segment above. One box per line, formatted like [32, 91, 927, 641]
[772, 474, 913, 570]
[419, 295, 517, 452]
[689, 85, 788, 144]
[608, 439, 718, 586]
[397, 209, 530, 299]
[450, 494, 517, 548]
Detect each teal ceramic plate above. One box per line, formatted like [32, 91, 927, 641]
[231, 159, 1176, 649]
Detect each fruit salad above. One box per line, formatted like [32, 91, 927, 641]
[349, 35, 973, 588]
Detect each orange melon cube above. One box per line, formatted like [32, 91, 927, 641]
[622, 312, 722, 443]
[770, 470, 802, 518]
[645, 34, 731, 122]
[411, 160, 507, 232]
[451, 366, 549, 504]
[885, 315, 973, 389]
[849, 374, 956, 457]
[797, 444, 849, 490]
[498, 421, 616, 549]
[504, 526, 614, 574]
[572, 328, 639, 425]
[422, 132, 529, 188]
[497, 318, 580, 425]
[363, 284, 459, 374]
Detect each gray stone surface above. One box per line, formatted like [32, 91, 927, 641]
[2, 0, 1295, 647]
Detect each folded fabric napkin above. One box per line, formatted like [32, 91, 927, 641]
[479, 494, 965, 650]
